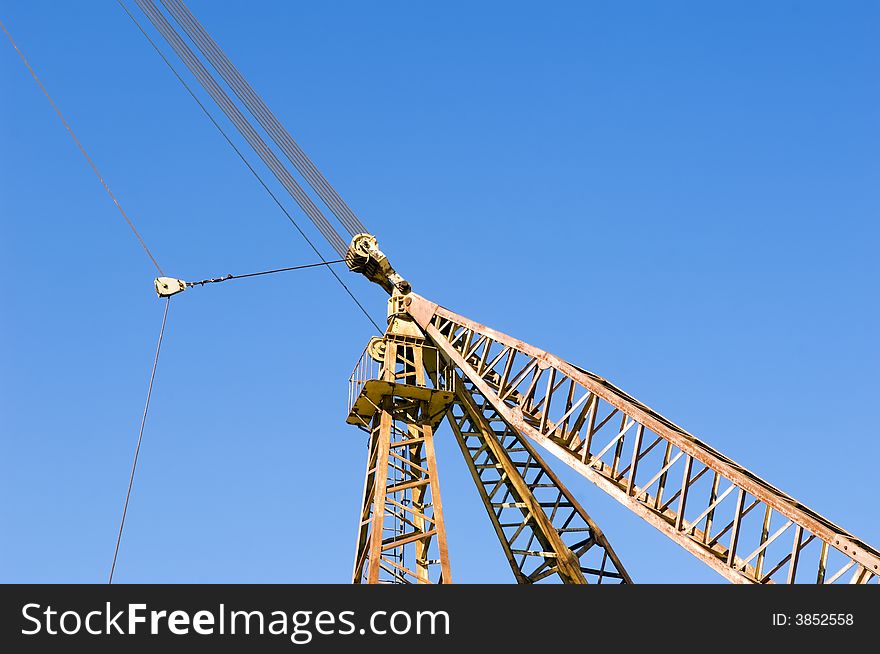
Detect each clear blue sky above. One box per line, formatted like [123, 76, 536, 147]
[1, 1, 877, 583]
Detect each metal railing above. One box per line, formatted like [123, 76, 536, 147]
[348, 343, 382, 416]
[347, 341, 455, 417]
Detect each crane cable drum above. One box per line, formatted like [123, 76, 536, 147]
[133, 0, 364, 261]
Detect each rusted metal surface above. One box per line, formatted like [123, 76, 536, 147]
[405, 292, 880, 584]
[444, 372, 631, 583]
[351, 306, 452, 584]
[347, 340, 454, 429]
[340, 233, 878, 584]
[345, 233, 410, 294]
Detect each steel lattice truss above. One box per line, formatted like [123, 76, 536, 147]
[352, 335, 452, 584]
[392, 293, 880, 584]
[446, 378, 630, 583]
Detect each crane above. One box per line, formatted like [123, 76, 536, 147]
[340, 234, 880, 584]
[6, 1, 878, 585]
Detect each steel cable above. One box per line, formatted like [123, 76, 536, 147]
[187, 258, 347, 287]
[135, 0, 349, 257]
[160, 0, 368, 237]
[109, 297, 171, 584]
[0, 18, 164, 275]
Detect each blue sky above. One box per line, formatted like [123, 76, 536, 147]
[1, 1, 877, 583]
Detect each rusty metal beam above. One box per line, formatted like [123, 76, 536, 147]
[352, 326, 452, 584]
[406, 292, 880, 584]
[444, 374, 631, 583]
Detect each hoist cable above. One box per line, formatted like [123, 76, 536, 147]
[135, 0, 349, 258]
[109, 297, 171, 584]
[161, 0, 368, 237]
[187, 258, 347, 288]
[0, 17, 164, 276]
[116, 0, 382, 333]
